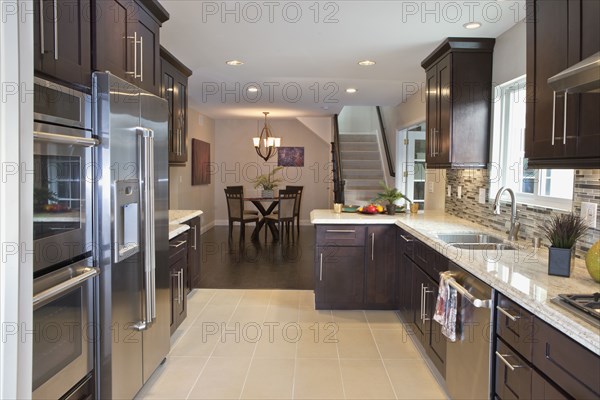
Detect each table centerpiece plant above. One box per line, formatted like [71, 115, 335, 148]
[252, 166, 283, 198]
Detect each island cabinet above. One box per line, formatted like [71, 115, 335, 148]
[397, 227, 447, 378]
[186, 216, 201, 292]
[33, 0, 92, 88]
[494, 293, 600, 399]
[314, 225, 396, 310]
[525, 0, 600, 168]
[160, 47, 192, 164]
[169, 231, 188, 334]
[93, 0, 168, 95]
[421, 38, 495, 169]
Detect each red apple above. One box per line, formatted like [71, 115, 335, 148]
[365, 204, 377, 214]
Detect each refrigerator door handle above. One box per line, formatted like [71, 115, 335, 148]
[139, 127, 157, 325]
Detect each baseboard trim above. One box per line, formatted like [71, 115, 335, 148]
[200, 220, 215, 234]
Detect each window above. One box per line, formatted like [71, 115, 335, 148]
[490, 76, 573, 210]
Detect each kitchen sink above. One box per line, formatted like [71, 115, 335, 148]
[437, 232, 517, 251]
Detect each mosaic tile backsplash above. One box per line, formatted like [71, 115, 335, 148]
[444, 169, 600, 259]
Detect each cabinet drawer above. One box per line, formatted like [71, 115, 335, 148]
[316, 225, 366, 246]
[413, 239, 447, 282]
[532, 318, 600, 399]
[495, 293, 534, 362]
[169, 232, 188, 261]
[398, 229, 415, 260]
[495, 338, 532, 400]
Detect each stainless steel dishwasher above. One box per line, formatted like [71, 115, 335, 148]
[443, 262, 494, 400]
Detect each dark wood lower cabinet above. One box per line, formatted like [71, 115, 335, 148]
[169, 232, 187, 334]
[365, 225, 396, 308]
[495, 339, 532, 400]
[315, 245, 365, 309]
[186, 216, 201, 292]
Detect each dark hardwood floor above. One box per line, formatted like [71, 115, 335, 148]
[198, 225, 315, 289]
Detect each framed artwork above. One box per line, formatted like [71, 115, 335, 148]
[277, 147, 304, 167]
[192, 139, 211, 185]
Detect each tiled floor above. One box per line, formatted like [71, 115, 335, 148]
[136, 289, 448, 400]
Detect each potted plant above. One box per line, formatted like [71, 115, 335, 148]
[374, 181, 411, 215]
[252, 166, 283, 198]
[541, 213, 588, 277]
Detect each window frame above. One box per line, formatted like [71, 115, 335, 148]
[489, 76, 573, 211]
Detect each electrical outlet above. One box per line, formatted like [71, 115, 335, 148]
[447, 185, 451, 197]
[581, 202, 597, 229]
[429, 182, 434, 193]
[479, 188, 486, 204]
[457, 186, 462, 199]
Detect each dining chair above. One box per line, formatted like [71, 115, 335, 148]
[224, 188, 259, 241]
[226, 185, 259, 215]
[285, 185, 303, 234]
[264, 190, 298, 242]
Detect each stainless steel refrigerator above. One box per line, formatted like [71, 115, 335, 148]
[93, 72, 170, 399]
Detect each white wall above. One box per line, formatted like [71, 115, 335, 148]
[213, 118, 330, 223]
[492, 20, 526, 85]
[169, 108, 216, 232]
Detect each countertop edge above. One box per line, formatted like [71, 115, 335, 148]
[169, 209, 203, 225]
[168, 224, 190, 240]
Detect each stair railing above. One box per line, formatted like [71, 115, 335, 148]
[332, 114, 345, 204]
[376, 106, 395, 178]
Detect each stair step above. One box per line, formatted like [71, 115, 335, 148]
[340, 150, 380, 161]
[339, 142, 379, 151]
[338, 134, 377, 143]
[342, 160, 382, 169]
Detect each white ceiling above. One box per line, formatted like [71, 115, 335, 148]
[160, 0, 525, 119]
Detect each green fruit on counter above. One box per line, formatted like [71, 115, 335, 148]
[585, 240, 600, 283]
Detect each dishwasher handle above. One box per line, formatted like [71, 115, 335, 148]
[442, 272, 492, 309]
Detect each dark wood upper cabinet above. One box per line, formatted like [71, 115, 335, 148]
[92, 0, 168, 95]
[525, 0, 600, 168]
[160, 47, 192, 164]
[421, 38, 495, 169]
[34, 0, 92, 88]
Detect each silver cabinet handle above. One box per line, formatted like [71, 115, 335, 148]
[139, 35, 143, 82]
[495, 351, 523, 371]
[192, 225, 197, 250]
[497, 306, 520, 322]
[551, 91, 557, 145]
[400, 234, 413, 243]
[127, 32, 140, 78]
[170, 240, 186, 248]
[326, 229, 356, 233]
[563, 92, 568, 145]
[423, 287, 434, 321]
[420, 284, 425, 321]
[429, 128, 433, 156]
[433, 129, 439, 156]
[53, 0, 58, 60]
[179, 270, 184, 303]
[319, 253, 323, 281]
[39, 0, 45, 54]
[171, 272, 180, 304]
[371, 233, 375, 261]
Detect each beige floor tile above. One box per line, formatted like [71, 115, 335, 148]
[336, 329, 380, 359]
[253, 326, 298, 359]
[187, 357, 252, 399]
[332, 310, 370, 329]
[240, 358, 295, 399]
[298, 291, 316, 309]
[269, 290, 301, 307]
[187, 289, 216, 305]
[372, 329, 421, 359]
[208, 289, 245, 306]
[365, 310, 403, 329]
[296, 323, 339, 359]
[135, 356, 207, 399]
[239, 289, 273, 306]
[298, 308, 334, 324]
[293, 358, 345, 399]
[192, 304, 237, 327]
[264, 304, 299, 323]
[384, 359, 448, 399]
[340, 359, 396, 399]
[211, 332, 259, 357]
[169, 326, 220, 357]
[226, 305, 268, 326]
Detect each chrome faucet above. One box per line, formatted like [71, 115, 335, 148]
[493, 187, 520, 241]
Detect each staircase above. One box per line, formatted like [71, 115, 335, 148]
[338, 132, 385, 204]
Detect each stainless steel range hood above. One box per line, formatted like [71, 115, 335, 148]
[548, 52, 600, 93]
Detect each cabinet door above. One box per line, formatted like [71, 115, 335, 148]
[93, 0, 134, 81]
[436, 54, 452, 164]
[409, 262, 428, 344]
[398, 253, 413, 322]
[35, 0, 91, 86]
[169, 258, 187, 335]
[525, 0, 571, 161]
[315, 246, 365, 309]
[424, 276, 446, 378]
[425, 66, 439, 165]
[187, 217, 201, 290]
[173, 79, 188, 163]
[365, 225, 396, 308]
[531, 370, 569, 400]
[135, 4, 160, 95]
[494, 339, 532, 400]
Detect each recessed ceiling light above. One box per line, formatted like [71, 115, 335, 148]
[247, 87, 259, 93]
[463, 22, 482, 29]
[226, 60, 244, 66]
[358, 60, 376, 66]
[346, 88, 358, 94]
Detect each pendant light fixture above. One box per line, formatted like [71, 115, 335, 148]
[252, 112, 281, 162]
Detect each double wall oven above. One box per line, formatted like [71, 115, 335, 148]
[32, 78, 99, 399]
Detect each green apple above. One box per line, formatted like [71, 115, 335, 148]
[585, 240, 600, 283]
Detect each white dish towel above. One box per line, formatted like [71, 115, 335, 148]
[433, 271, 458, 342]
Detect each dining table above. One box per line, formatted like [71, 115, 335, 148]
[243, 196, 280, 240]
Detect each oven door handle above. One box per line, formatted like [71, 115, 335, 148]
[33, 267, 99, 307]
[34, 131, 100, 147]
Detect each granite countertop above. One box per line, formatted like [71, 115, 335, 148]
[310, 209, 600, 355]
[168, 209, 203, 240]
